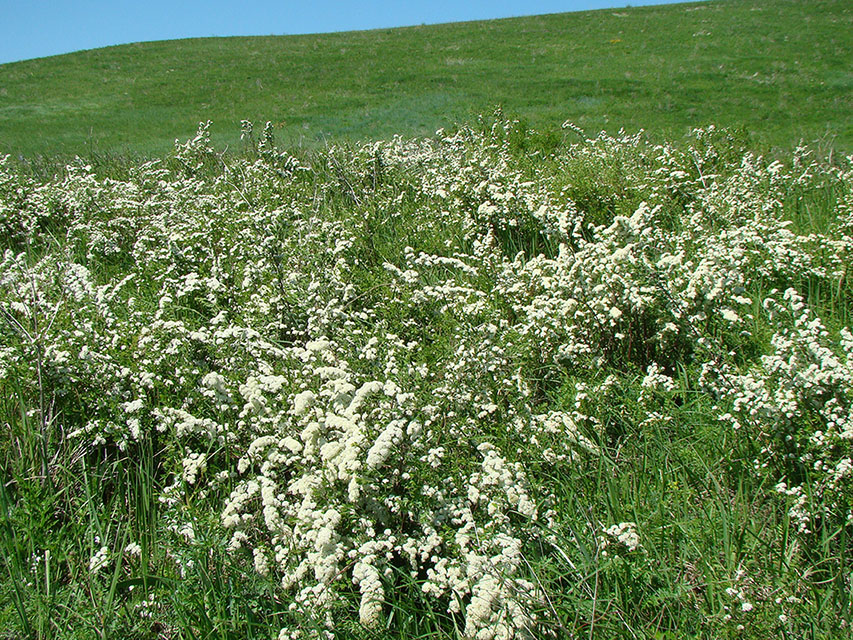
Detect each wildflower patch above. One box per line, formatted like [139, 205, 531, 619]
[1, 118, 851, 638]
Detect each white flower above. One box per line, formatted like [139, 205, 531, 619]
[602, 522, 642, 553]
[366, 420, 404, 469]
[721, 308, 741, 323]
[89, 546, 110, 573]
[352, 561, 384, 628]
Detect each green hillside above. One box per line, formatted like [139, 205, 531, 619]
[0, 0, 850, 158]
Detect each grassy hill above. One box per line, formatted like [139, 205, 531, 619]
[2, 2, 853, 637]
[2, 111, 852, 640]
[0, 0, 850, 158]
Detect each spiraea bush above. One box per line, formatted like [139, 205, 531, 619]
[1, 116, 851, 639]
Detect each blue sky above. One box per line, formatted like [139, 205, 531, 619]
[1, 0, 696, 65]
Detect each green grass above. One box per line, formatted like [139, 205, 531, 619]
[0, 0, 851, 158]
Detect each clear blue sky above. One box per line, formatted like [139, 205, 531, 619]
[0, 0, 697, 65]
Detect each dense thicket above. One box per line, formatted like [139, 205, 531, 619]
[1, 118, 851, 638]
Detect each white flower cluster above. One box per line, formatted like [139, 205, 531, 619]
[599, 522, 643, 556]
[711, 288, 853, 532]
[89, 546, 111, 574]
[221, 338, 546, 636]
[2, 116, 851, 636]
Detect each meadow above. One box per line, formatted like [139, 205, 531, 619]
[0, 0, 851, 159]
[1, 0, 852, 637]
[1, 114, 852, 638]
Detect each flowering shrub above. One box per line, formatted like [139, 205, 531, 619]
[1, 117, 851, 637]
[714, 288, 853, 533]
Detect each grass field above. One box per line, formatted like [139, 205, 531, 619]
[1, 1, 853, 638]
[0, 0, 851, 158]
